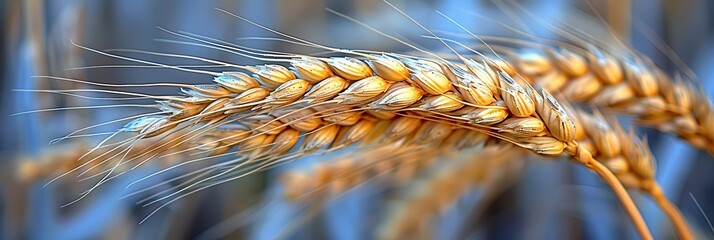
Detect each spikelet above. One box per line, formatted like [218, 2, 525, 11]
[620, 130, 656, 179]
[580, 111, 622, 157]
[248, 64, 296, 88]
[410, 68, 452, 95]
[302, 76, 350, 102]
[661, 74, 693, 112]
[456, 106, 509, 125]
[139, 119, 179, 140]
[533, 70, 568, 92]
[274, 108, 322, 132]
[369, 54, 410, 82]
[576, 110, 658, 182]
[328, 57, 373, 80]
[158, 100, 204, 120]
[197, 97, 230, 120]
[625, 97, 668, 116]
[560, 74, 602, 101]
[213, 72, 260, 93]
[334, 76, 389, 104]
[588, 48, 624, 85]
[291, 57, 334, 83]
[497, 117, 546, 136]
[417, 92, 464, 113]
[367, 109, 397, 120]
[463, 58, 500, 96]
[338, 119, 376, 145]
[181, 84, 233, 99]
[486, 58, 517, 76]
[499, 72, 536, 117]
[535, 90, 576, 142]
[263, 79, 311, 106]
[211, 127, 251, 146]
[302, 124, 340, 152]
[245, 116, 286, 135]
[385, 116, 422, 140]
[520, 136, 567, 155]
[239, 133, 269, 152]
[544, 47, 588, 77]
[623, 61, 659, 97]
[317, 105, 362, 126]
[448, 65, 496, 106]
[369, 82, 424, 110]
[270, 128, 300, 156]
[225, 88, 270, 114]
[603, 156, 630, 174]
[412, 121, 453, 144]
[515, 51, 553, 75]
[588, 83, 635, 106]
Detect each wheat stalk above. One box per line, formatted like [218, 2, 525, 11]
[575, 109, 694, 240]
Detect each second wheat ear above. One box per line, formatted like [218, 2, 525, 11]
[495, 46, 714, 155]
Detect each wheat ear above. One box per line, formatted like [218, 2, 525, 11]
[483, 44, 714, 155]
[280, 143, 440, 200]
[279, 128, 493, 201]
[16, 129, 195, 183]
[57, 35, 659, 237]
[378, 145, 522, 239]
[83, 49, 653, 238]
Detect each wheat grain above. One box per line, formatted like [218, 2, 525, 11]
[290, 57, 334, 83]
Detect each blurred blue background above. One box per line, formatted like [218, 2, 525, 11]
[2, 0, 714, 239]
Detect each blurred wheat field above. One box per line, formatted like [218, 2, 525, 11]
[3, 0, 714, 240]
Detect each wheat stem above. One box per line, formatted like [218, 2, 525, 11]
[566, 143, 653, 240]
[642, 180, 694, 240]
